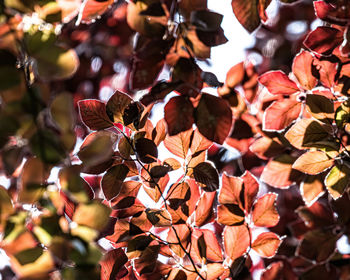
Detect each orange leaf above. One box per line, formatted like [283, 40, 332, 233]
[217, 204, 245, 226]
[292, 151, 334, 175]
[292, 50, 317, 90]
[223, 225, 250, 261]
[252, 232, 282, 258]
[242, 171, 259, 213]
[219, 173, 243, 206]
[252, 193, 279, 228]
[164, 129, 192, 158]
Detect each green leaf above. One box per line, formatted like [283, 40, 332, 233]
[325, 164, 350, 199]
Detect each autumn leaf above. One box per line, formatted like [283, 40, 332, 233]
[252, 193, 279, 228]
[192, 162, 219, 191]
[164, 96, 195, 136]
[78, 100, 113, 131]
[263, 99, 302, 131]
[194, 93, 232, 144]
[292, 50, 317, 90]
[292, 151, 334, 175]
[252, 232, 282, 258]
[258, 70, 299, 95]
[223, 225, 250, 261]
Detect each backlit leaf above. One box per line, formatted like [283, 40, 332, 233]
[219, 173, 243, 206]
[258, 70, 299, 95]
[193, 191, 215, 227]
[101, 164, 129, 201]
[78, 100, 113, 131]
[292, 151, 334, 175]
[325, 164, 350, 199]
[164, 129, 192, 158]
[263, 99, 301, 131]
[100, 248, 128, 280]
[223, 225, 250, 261]
[292, 50, 317, 90]
[252, 232, 281, 258]
[106, 90, 133, 125]
[231, 0, 260, 33]
[301, 175, 325, 206]
[78, 131, 114, 168]
[304, 26, 343, 55]
[217, 204, 245, 226]
[305, 94, 334, 124]
[252, 193, 279, 228]
[285, 119, 332, 150]
[195, 93, 232, 144]
[77, 0, 114, 24]
[242, 171, 259, 213]
[192, 162, 219, 191]
[164, 96, 195, 136]
[72, 200, 111, 231]
[260, 154, 297, 188]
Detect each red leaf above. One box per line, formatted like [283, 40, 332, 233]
[304, 26, 343, 55]
[292, 50, 317, 90]
[223, 225, 250, 261]
[164, 96, 195, 136]
[100, 248, 128, 280]
[242, 171, 259, 213]
[263, 99, 302, 131]
[313, 59, 337, 88]
[77, 0, 114, 24]
[252, 193, 279, 228]
[249, 137, 285, 160]
[101, 164, 129, 201]
[195, 93, 233, 144]
[258, 71, 299, 95]
[231, 0, 260, 33]
[297, 201, 335, 229]
[252, 232, 282, 258]
[78, 100, 113, 130]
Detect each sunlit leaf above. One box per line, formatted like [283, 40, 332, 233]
[292, 50, 317, 90]
[164, 96, 195, 136]
[252, 193, 279, 228]
[164, 129, 192, 158]
[78, 99, 113, 130]
[252, 232, 281, 258]
[223, 225, 250, 261]
[293, 151, 334, 175]
[195, 93, 232, 144]
[325, 164, 350, 199]
[101, 164, 129, 201]
[258, 70, 299, 95]
[263, 99, 301, 131]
